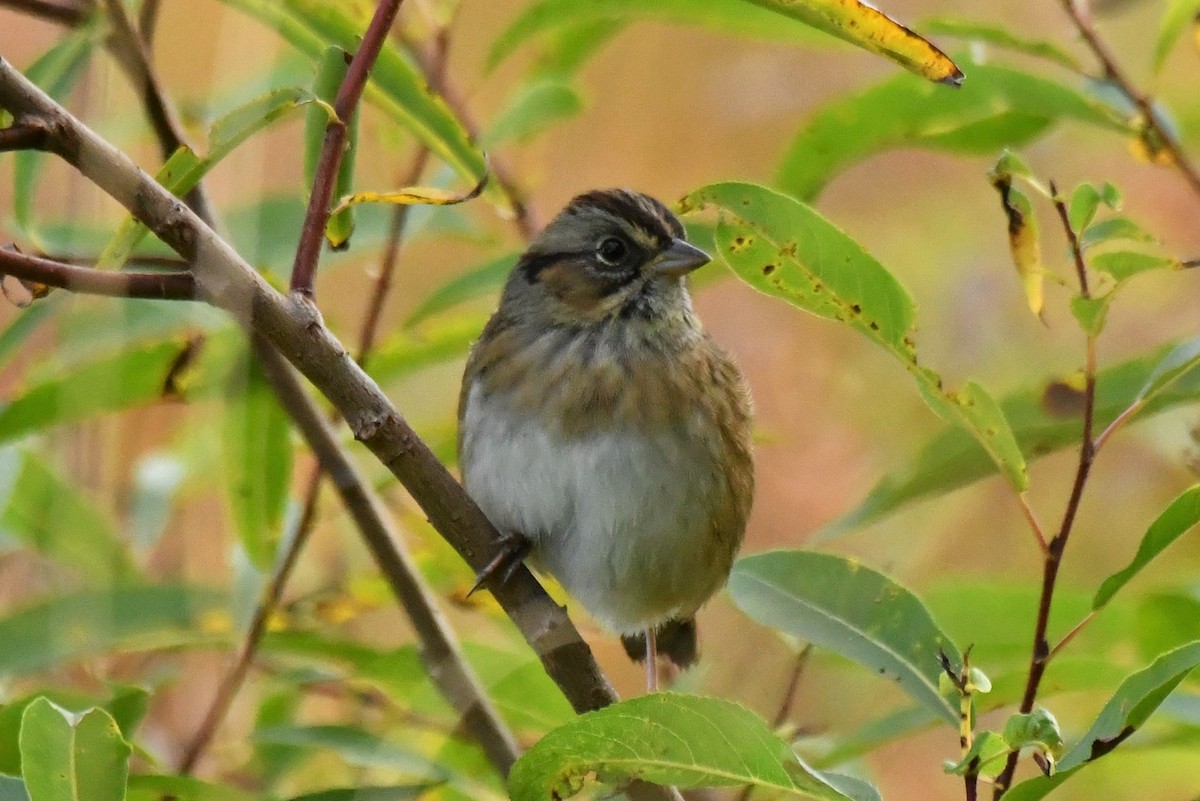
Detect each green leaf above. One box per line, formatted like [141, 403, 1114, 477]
[823, 340, 1200, 535]
[488, 0, 828, 72]
[13, 28, 98, 247]
[1069, 293, 1114, 337]
[253, 726, 448, 783]
[222, 351, 293, 569]
[0, 689, 149, 777]
[484, 80, 583, 146]
[1135, 593, 1200, 663]
[508, 694, 871, 801]
[1080, 216, 1155, 250]
[0, 585, 224, 675]
[1069, 183, 1104, 233]
[285, 786, 441, 801]
[125, 774, 260, 801]
[1093, 486, 1200, 610]
[0, 336, 197, 445]
[99, 87, 329, 271]
[1088, 250, 1178, 281]
[19, 700, 130, 801]
[305, 46, 358, 249]
[683, 181, 1027, 490]
[776, 61, 1129, 200]
[219, 0, 492, 209]
[368, 314, 489, 384]
[1154, 0, 1200, 72]
[921, 18, 1081, 70]
[943, 730, 1008, 776]
[404, 254, 516, 327]
[1057, 642, 1200, 770]
[730, 550, 961, 721]
[0, 452, 136, 584]
[1002, 708, 1064, 769]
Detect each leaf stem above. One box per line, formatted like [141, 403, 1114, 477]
[289, 0, 407, 297]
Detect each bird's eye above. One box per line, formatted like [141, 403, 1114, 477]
[596, 236, 629, 267]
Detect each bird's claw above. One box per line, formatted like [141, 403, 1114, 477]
[468, 531, 531, 597]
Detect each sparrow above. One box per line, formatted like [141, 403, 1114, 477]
[457, 188, 754, 690]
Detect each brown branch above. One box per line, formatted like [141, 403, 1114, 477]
[993, 188, 1099, 800]
[290, 0, 407, 297]
[0, 121, 52, 151]
[1059, 0, 1200, 202]
[0, 247, 194, 299]
[138, 0, 161, 49]
[0, 0, 89, 26]
[0, 50, 671, 797]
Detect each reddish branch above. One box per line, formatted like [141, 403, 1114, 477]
[289, 0, 407, 296]
[0, 0, 89, 26]
[0, 247, 194, 300]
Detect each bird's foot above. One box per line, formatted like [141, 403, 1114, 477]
[468, 530, 531, 596]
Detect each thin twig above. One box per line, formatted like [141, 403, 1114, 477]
[0, 247, 195, 299]
[1047, 610, 1096, 661]
[0, 121, 52, 151]
[1059, 0, 1200, 202]
[138, 0, 161, 48]
[0, 0, 89, 26]
[993, 188, 1099, 800]
[733, 645, 813, 801]
[1017, 493, 1049, 554]
[290, 0, 407, 296]
[1093, 400, 1142, 453]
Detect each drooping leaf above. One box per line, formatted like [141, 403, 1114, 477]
[776, 61, 1129, 200]
[823, 340, 1200, 535]
[0, 452, 136, 584]
[13, 27, 98, 247]
[0, 585, 224, 675]
[989, 162, 1044, 319]
[219, 0, 493, 209]
[730, 551, 961, 721]
[0, 337, 199, 444]
[507, 694, 873, 801]
[682, 182, 1027, 490]
[222, 350, 293, 569]
[1093, 486, 1200, 610]
[737, 0, 961, 84]
[1154, 0, 1200, 71]
[18, 700, 130, 801]
[922, 18, 1081, 70]
[330, 176, 487, 216]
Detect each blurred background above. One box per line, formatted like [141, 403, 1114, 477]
[2, 0, 1200, 798]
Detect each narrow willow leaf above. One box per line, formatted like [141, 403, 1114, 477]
[305, 46, 357, 249]
[823, 341, 1200, 535]
[488, 0, 829, 72]
[222, 351, 293, 569]
[777, 62, 1129, 200]
[922, 18, 1081, 70]
[730, 551, 960, 721]
[1093, 486, 1200, 610]
[1, 453, 136, 584]
[0, 337, 199, 444]
[1058, 641, 1200, 770]
[1154, 0, 1200, 71]
[1080, 216, 1156, 249]
[990, 168, 1044, 319]
[98, 88, 329, 271]
[19, 700, 130, 801]
[683, 182, 1027, 490]
[484, 80, 583, 146]
[740, 0, 960, 84]
[285, 787, 441, 801]
[0, 586, 224, 675]
[368, 313, 490, 384]
[1089, 250, 1179, 281]
[219, 0, 494, 210]
[404, 254, 517, 327]
[13, 28, 98, 246]
[508, 694, 870, 801]
[330, 174, 487, 215]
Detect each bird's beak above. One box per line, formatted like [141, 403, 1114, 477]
[653, 238, 711, 278]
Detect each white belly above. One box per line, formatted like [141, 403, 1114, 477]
[460, 382, 725, 633]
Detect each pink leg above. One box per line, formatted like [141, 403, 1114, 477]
[645, 626, 658, 692]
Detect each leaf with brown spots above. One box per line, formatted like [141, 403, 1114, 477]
[681, 182, 1027, 492]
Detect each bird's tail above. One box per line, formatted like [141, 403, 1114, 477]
[621, 617, 698, 668]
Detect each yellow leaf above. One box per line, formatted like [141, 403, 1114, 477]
[743, 0, 962, 85]
[331, 171, 489, 215]
[990, 174, 1044, 320]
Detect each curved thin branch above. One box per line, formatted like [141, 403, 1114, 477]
[0, 247, 195, 299]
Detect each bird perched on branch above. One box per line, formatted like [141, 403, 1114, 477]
[458, 188, 754, 690]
